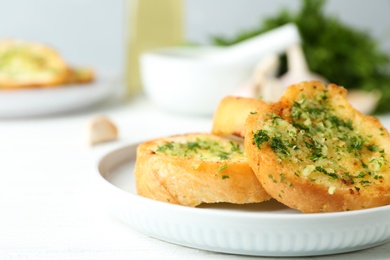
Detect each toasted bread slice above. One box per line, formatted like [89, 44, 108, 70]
[0, 40, 69, 88]
[212, 96, 267, 138]
[135, 133, 270, 206]
[66, 67, 94, 84]
[245, 81, 390, 213]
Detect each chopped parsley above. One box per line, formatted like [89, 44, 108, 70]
[367, 145, 379, 152]
[217, 164, 228, 172]
[326, 115, 353, 130]
[156, 142, 174, 152]
[270, 137, 290, 156]
[253, 130, 270, 149]
[315, 166, 338, 180]
[156, 137, 245, 162]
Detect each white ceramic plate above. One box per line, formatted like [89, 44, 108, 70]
[0, 72, 118, 118]
[95, 142, 390, 257]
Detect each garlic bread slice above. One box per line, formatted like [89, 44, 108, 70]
[135, 133, 270, 206]
[245, 81, 390, 213]
[0, 40, 69, 88]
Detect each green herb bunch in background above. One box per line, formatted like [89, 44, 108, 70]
[211, 0, 390, 114]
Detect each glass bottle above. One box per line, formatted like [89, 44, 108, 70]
[124, 0, 183, 97]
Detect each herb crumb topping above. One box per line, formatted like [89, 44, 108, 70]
[253, 90, 387, 189]
[156, 137, 245, 161]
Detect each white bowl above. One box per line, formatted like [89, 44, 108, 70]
[140, 47, 253, 116]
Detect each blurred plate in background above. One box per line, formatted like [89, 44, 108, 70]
[0, 72, 118, 118]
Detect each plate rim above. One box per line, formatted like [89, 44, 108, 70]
[0, 71, 118, 117]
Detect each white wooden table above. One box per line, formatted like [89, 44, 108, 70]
[0, 93, 389, 260]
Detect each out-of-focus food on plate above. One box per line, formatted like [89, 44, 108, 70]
[0, 40, 69, 88]
[135, 133, 271, 207]
[0, 39, 94, 89]
[66, 67, 95, 84]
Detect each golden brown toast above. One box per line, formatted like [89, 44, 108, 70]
[0, 40, 70, 88]
[245, 81, 390, 213]
[212, 96, 267, 138]
[66, 67, 94, 84]
[135, 133, 270, 206]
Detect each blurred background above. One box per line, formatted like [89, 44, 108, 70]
[1, 0, 388, 74]
[0, 0, 389, 114]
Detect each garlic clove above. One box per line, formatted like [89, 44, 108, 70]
[347, 90, 381, 115]
[86, 115, 118, 146]
[249, 54, 283, 102]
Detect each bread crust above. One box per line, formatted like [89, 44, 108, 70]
[212, 96, 267, 138]
[135, 133, 270, 206]
[66, 67, 95, 84]
[245, 81, 390, 213]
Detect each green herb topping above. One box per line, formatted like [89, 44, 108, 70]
[156, 137, 245, 161]
[253, 90, 387, 189]
[217, 164, 228, 172]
